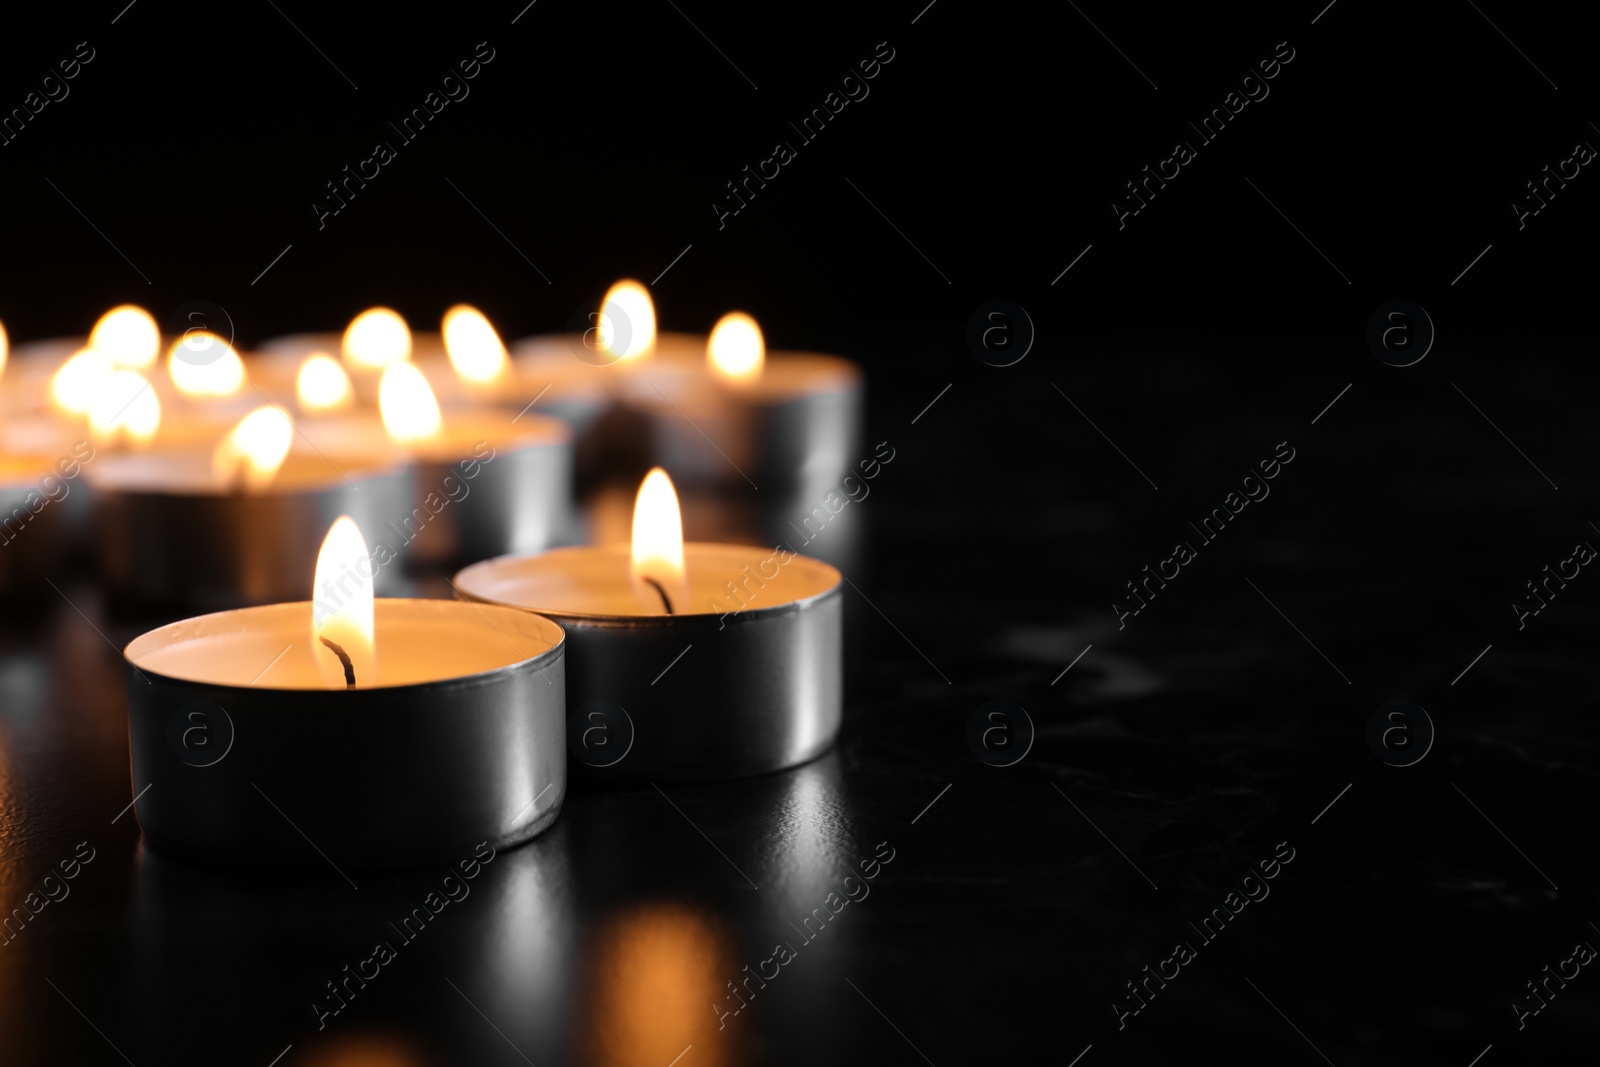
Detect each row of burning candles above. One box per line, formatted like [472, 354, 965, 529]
[0, 280, 862, 607]
[1, 283, 856, 869]
[0, 278, 855, 483]
[133, 479, 842, 868]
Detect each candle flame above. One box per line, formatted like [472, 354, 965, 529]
[89, 305, 160, 369]
[168, 332, 246, 397]
[50, 348, 112, 415]
[598, 280, 656, 363]
[378, 362, 442, 443]
[213, 406, 293, 490]
[296, 353, 354, 413]
[312, 515, 376, 688]
[0, 319, 8, 382]
[442, 304, 510, 384]
[343, 307, 411, 369]
[707, 311, 764, 385]
[631, 468, 686, 612]
[88, 369, 161, 444]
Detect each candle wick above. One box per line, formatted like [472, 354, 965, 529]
[643, 577, 675, 615]
[319, 636, 357, 687]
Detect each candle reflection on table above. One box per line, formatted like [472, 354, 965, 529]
[574, 904, 736, 1067]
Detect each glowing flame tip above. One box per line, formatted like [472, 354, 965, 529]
[312, 515, 376, 688]
[707, 311, 764, 385]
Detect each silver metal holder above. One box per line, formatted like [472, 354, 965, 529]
[0, 479, 69, 604]
[635, 361, 864, 492]
[396, 439, 574, 570]
[123, 600, 567, 871]
[456, 549, 843, 784]
[89, 459, 410, 610]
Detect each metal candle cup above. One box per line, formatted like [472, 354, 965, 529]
[623, 343, 864, 494]
[297, 411, 575, 568]
[86, 452, 409, 610]
[454, 542, 842, 784]
[123, 598, 567, 871]
[0, 455, 72, 604]
[508, 332, 655, 491]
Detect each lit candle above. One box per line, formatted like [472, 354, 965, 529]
[632, 310, 864, 495]
[294, 352, 355, 415]
[90, 305, 161, 369]
[0, 305, 161, 423]
[86, 405, 408, 609]
[513, 294, 864, 496]
[509, 281, 704, 490]
[258, 306, 433, 406]
[295, 360, 574, 567]
[0, 454, 73, 602]
[123, 515, 567, 869]
[260, 308, 575, 566]
[455, 468, 842, 782]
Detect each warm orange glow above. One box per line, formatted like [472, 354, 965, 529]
[294, 1035, 429, 1067]
[599, 280, 656, 362]
[296, 353, 354, 413]
[707, 311, 764, 385]
[631, 468, 686, 610]
[88, 369, 160, 444]
[50, 348, 112, 415]
[442, 305, 510, 384]
[343, 307, 411, 369]
[579, 907, 733, 1067]
[89, 305, 161, 369]
[213, 406, 293, 490]
[312, 516, 376, 688]
[378, 362, 442, 443]
[0, 319, 8, 381]
[168, 333, 246, 397]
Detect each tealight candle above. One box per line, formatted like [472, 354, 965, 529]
[511, 287, 864, 495]
[509, 282, 735, 493]
[296, 362, 575, 567]
[87, 406, 410, 609]
[123, 516, 567, 870]
[627, 310, 864, 495]
[262, 310, 575, 566]
[455, 468, 842, 783]
[257, 306, 438, 406]
[0, 454, 72, 603]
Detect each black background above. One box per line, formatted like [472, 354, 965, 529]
[2, 0, 1593, 348]
[2, 2, 1597, 1065]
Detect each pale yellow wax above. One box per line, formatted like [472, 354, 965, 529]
[125, 599, 562, 689]
[455, 542, 840, 619]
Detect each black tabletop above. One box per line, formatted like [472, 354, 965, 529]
[2, 334, 1595, 1066]
[4, 0, 1599, 1061]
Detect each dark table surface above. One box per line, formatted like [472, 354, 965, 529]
[2, 336, 1596, 1066]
